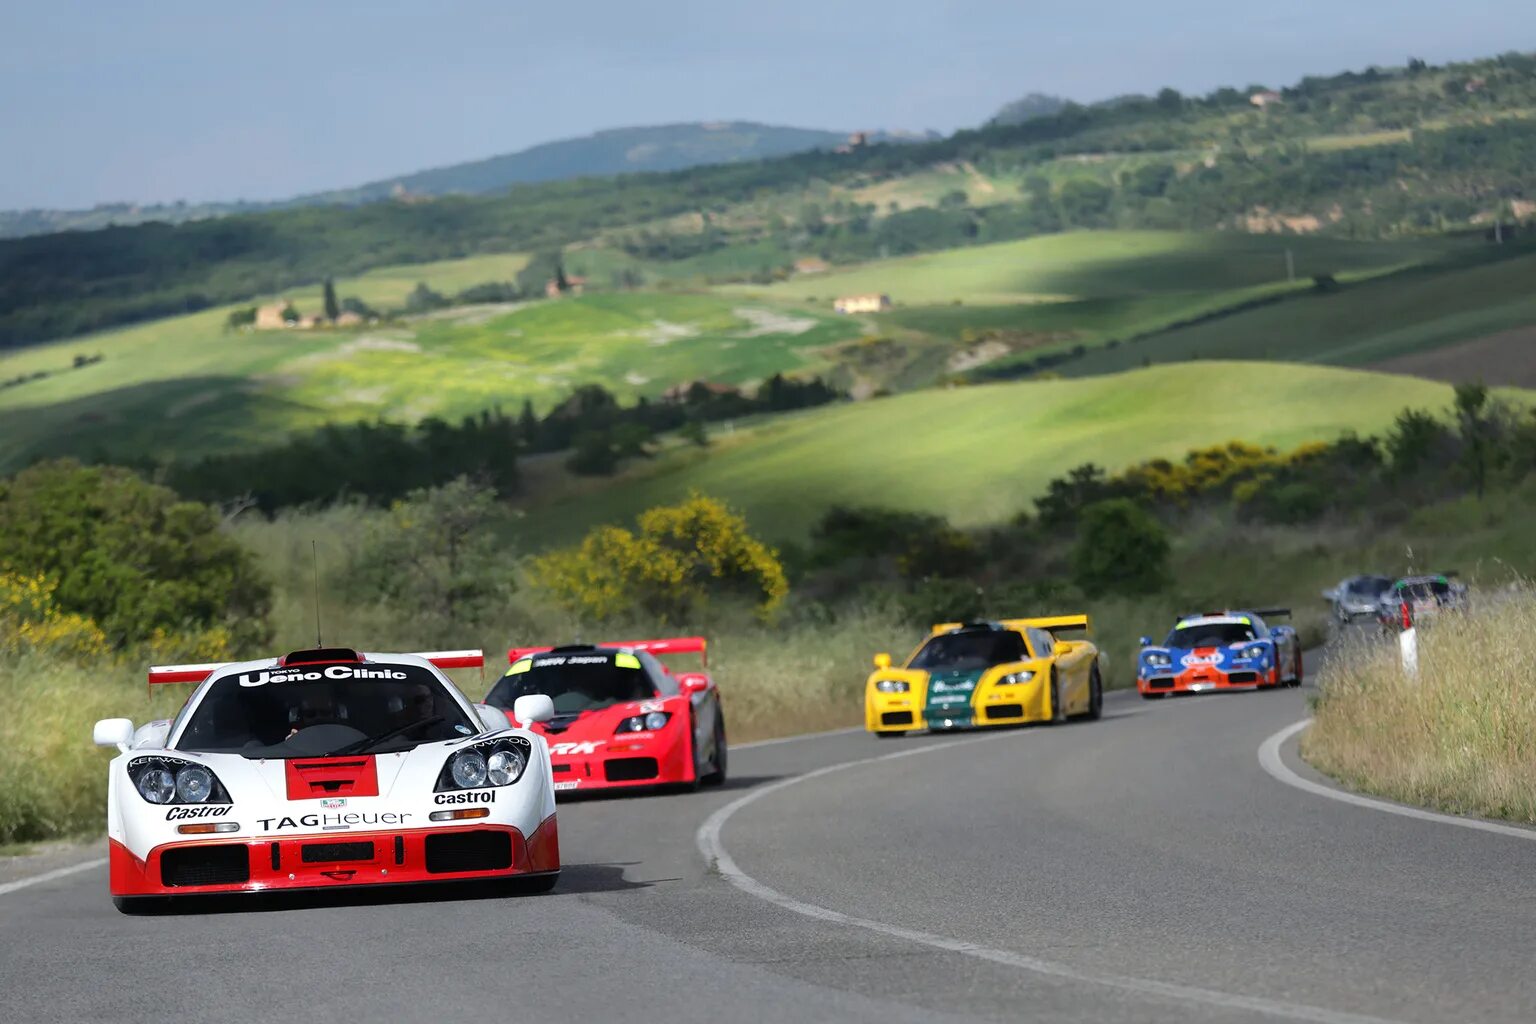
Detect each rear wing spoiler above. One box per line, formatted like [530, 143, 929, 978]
[1250, 608, 1291, 619]
[146, 649, 484, 689]
[507, 636, 708, 668]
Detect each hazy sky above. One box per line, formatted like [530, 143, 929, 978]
[3, 0, 1531, 209]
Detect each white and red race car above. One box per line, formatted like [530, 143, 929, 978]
[92, 646, 560, 911]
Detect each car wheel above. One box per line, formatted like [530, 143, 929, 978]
[702, 712, 728, 786]
[1049, 672, 1065, 724]
[1074, 662, 1103, 721]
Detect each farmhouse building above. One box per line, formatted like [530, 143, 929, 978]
[833, 294, 892, 314]
[254, 302, 292, 330]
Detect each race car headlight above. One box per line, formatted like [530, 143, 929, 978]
[875, 679, 909, 693]
[617, 711, 672, 733]
[486, 748, 525, 787]
[1241, 645, 1267, 660]
[436, 736, 532, 791]
[451, 750, 488, 789]
[127, 756, 231, 806]
[1143, 652, 1172, 667]
[1000, 672, 1035, 685]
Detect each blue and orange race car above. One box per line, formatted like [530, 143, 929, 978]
[1136, 609, 1302, 698]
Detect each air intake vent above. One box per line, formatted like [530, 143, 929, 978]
[161, 845, 250, 887]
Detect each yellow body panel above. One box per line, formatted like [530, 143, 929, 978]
[865, 615, 1099, 734]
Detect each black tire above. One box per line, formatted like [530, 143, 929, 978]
[1049, 672, 1065, 724]
[1075, 662, 1103, 721]
[1289, 648, 1305, 687]
[876, 730, 905, 739]
[701, 711, 728, 786]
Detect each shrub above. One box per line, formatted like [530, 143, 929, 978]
[0, 571, 108, 661]
[0, 460, 271, 648]
[532, 493, 787, 623]
[1071, 498, 1169, 596]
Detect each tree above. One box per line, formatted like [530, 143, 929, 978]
[1058, 179, 1114, 225]
[532, 494, 787, 622]
[225, 306, 256, 330]
[347, 477, 513, 626]
[679, 420, 709, 447]
[0, 460, 271, 647]
[1454, 381, 1491, 499]
[403, 282, 449, 314]
[517, 399, 539, 447]
[322, 277, 340, 322]
[566, 430, 619, 476]
[1071, 499, 1169, 597]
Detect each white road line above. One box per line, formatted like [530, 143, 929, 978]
[698, 727, 1403, 1024]
[0, 857, 106, 898]
[1259, 719, 1536, 842]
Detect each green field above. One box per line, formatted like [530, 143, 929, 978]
[1059, 247, 1536, 376]
[0, 284, 855, 469]
[726, 231, 1448, 307]
[514, 362, 1494, 546]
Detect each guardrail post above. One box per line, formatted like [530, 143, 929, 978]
[1399, 626, 1419, 679]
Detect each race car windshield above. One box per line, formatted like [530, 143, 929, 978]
[176, 663, 475, 759]
[486, 653, 658, 715]
[909, 631, 1028, 671]
[1166, 623, 1257, 648]
[1348, 578, 1392, 597]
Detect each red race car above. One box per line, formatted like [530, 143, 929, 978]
[484, 638, 726, 795]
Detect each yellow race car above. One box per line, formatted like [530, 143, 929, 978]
[865, 617, 1102, 736]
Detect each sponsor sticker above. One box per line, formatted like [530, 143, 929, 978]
[239, 665, 408, 687]
[165, 805, 229, 821]
[549, 741, 603, 756]
[256, 811, 411, 832]
[552, 781, 580, 791]
[1180, 652, 1222, 666]
[434, 790, 496, 805]
[638, 700, 666, 713]
[320, 797, 347, 809]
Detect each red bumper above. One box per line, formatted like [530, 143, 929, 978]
[109, 817, 558, 896]
[1138, 666, 1278, 695]
[548, 733, 694, 795]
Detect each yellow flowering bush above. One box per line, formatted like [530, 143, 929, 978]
[532, 494, 788, 623]
[0, 572, 108, 661]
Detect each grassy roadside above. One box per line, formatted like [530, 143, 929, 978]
[1302, 595, 1536, 824]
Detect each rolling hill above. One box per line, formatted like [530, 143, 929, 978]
[512, 362, 1504, 545]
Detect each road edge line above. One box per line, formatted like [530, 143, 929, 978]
[0, 857, 106, 898]
[1258, 719, 1536, 842]
[698, 727, 1401, 1024]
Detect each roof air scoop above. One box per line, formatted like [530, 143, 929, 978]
[281, 647, 363, 666]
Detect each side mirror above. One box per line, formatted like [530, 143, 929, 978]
[94, 718, 135, 752]
[678, 673, 710, 695]
[873, 653, 892, 669]
[512, 694, 555, 726]
[1321, 589, 1338, 602]
[1138, 636, 1152, 647]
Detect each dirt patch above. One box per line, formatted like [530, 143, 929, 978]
[733, 307, 818, 337]
[946, 340, 1011, 373]
[638, 320, 699, 346]
[336, 336, 422, 355]
[1372, 325, 1536, 388]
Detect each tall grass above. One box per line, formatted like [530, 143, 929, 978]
[1303, 594, 1536, 823]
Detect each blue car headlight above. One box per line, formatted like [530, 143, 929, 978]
[1143, 652, 1173, 668]
[1241, 644, 1267, 660]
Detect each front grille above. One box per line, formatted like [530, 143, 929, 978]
[1145, 676, 1175, 689]
[424, 831, 513, 874]
[300, 841, 374, 864]
[604, 757, 659, 782]
[161, 844, 250, 888]
[1228, 671, 1259, 684]
[880, 711, 914, 726]
[986, 704, 1024, 719]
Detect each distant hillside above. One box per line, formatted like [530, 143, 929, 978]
[0, 122, 932, 240]
[308, 122, 937, 205]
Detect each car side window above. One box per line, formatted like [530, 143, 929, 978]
[1026, 627, 1055, 659]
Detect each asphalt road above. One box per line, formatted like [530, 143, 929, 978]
[4, 678, 1534, 1024]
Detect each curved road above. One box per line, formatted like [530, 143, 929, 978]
[4, 682, 1534, 1023]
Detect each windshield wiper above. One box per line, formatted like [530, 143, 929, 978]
[328, 714, 447, 756]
